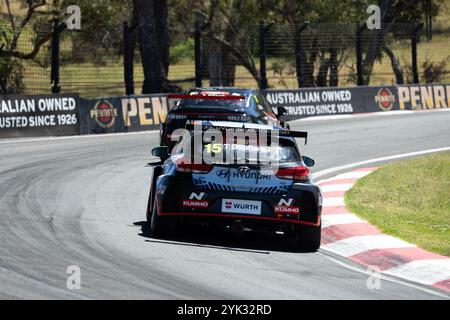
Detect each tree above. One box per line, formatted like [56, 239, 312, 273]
[362, 0, 444, 85]
[0, 0, 53, 94]
[193, 0, 263, 87]
[56, 0, 133, 62]
[133, 0, 169, 93]
[272, 0, 369, 87]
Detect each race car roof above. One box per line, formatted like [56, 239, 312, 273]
[168, 88, 254, 111]
[188, 87, 255, 96]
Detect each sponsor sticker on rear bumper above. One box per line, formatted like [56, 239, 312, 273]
[182, 200, 209, 208]
[221, 199, 262, 215]
[274, 205, 301, 214]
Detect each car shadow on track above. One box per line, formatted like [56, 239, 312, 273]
[133, 221, 311, 254]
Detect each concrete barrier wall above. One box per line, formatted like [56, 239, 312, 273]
[262, 83, 450, 121]
[78, 94, 169, 134]
[0, 93, 80, 138]
[1, 84, 448, 139]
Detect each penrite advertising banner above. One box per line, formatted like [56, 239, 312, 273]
[263, 86, 398, 121]
[79, 94, 170, 134]
[396, 84, 450, 110]
[263, 83, 449, 121]
[0, 93, 80, 138]
[1, 83, 448, 139]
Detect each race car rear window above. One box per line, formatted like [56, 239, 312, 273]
[204, 143, 300, 164]
[178, 134, 300, 165]
[174, 91, 247, 110]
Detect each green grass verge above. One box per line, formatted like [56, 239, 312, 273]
[345, 152, 450, 257]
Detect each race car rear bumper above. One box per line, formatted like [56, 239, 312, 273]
[155, 174, 322, 227]
[158, 211, 321, 227]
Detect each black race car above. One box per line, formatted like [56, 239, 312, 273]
[161, 88, 288, 149]
[147, 121, 322, 251]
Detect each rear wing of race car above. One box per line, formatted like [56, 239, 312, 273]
[185, 123, 308, 145]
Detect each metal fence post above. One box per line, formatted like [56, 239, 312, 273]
[123, 22, 135, 95]
[356, 23, 365, 86]
[259, 22, 274, 89]
[51, 19, 65, 94]
[259, 21, 267, 89]
[295, 22, 309, 88]
[194, 20, 202, 88]
[411, 22, 424, 84]
[426, 0, 432, 40]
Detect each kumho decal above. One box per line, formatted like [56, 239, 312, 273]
[183, 192, 208, 208]
[274, 206, 300, 214]
[182, 200, 209, 208]
[274, 198, 300, 214]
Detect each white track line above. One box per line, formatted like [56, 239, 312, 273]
[291, 111, 411, 122]
[384, 260, 450, 286]
[0, 129, 159, 145]
[317, 250, 450, 299]
[330, 171, 374, 180]
[322, 197, 345, 207]
[291, 108, 450, 123]
[321, 235, 416, 257]
[322, 214, 365, 228]
[320, 183, 354, 192]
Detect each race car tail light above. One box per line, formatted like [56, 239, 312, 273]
[276, 166, 309, 181]
[168, 94, 244, 101]
[227, 115, 249, 122]
[167, 114, 187, 120]
[175, 157, 212, 173]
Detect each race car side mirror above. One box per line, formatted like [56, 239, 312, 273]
[302, 156, 315, 167]
[277, 107, 287, 117]
[152, 146, 169, 160]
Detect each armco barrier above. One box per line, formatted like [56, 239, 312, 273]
[263, 83, 450, 121]
[1, 84, 449, 139]
[79, 94, 169, 134]
[0, 93, 80, 138]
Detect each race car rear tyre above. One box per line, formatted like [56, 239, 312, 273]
[146, 190, 154, 223]
[146, 166, 163, 223]
[150, 200, 175, 238]
[295, 220, 321, 252]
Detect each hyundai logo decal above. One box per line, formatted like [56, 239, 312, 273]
[238, 166, 251, 174]
[216, 169, 230, 178]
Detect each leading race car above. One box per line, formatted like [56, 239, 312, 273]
[161, 88, 288, 149]
[147, 121, 322, 251]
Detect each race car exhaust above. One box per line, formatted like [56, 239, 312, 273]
[230, 221, 245, 235]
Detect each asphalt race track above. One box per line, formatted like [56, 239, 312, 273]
[0, 110, 449, 299]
